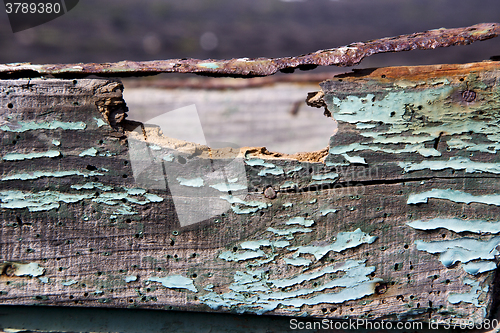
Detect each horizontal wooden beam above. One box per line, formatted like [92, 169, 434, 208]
[0, 23, 498, 78]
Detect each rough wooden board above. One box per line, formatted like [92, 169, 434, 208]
[0, 62, 500, 324]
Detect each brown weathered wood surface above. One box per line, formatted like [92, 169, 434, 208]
[1, 61, 500, 326]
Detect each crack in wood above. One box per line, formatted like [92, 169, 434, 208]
[276, 175, 500, 195]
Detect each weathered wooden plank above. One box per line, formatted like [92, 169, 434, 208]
[1, 61, 500, 325]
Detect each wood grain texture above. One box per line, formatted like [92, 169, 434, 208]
[1, 62, 500, 325]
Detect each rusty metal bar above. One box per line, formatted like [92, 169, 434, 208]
[1, 23, 499, 78]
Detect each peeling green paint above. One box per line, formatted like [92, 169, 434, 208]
[147, 275, 197, 292]
[177, 177, 204, 188]
[258, 167, 284, 176]
[279, 181, 297, 190]
[199, 260, 381, 315]
[286, 166, 303, 174]
[51, 139, 60, 146]
[79, 147, 98, 157]
[98, 151, 116, 157]
[310, 172, 339, 185]
[71, 182, 114, 191]
[282, 202, 293, 208]
[2, 170, 103, 181]
[285, 217, 314, 227]
[270, 260, 367, 288]
[0, 262, 45, 277]
[220, 195, 269, 214]
[162, 154, 174, 162]
[94, 117, 107, 128]
[92, 192, 129, 205]
[0, 184, 161, 214]
[283, 257, 312, 266]
[2, 150, 60, 161]
[447, 136, 500, 153]
[329, 142, 440, 158]
[124, 275, 137, 283]
[448, 279, 488, 307]
[408, 189, 500, 206]
[125, 188, 146, 195]
[38, 277, 49, 284]
[0, 120, 86, 132]
[267, 227, 312, 236]
[219, 250, 266, 262]
[341, 154, 367, 165]
[399, 157, 500, 174]
[143, 193, 163, 202]
[0, 190, 93, 212]
[92, 190, 163, 207]
[320, 209, 337, 216]
[61, 280, 78, 286]
[463, 261, 497, 275]
[240, 240, 290, 250]
[244, 159, 275, 168]
[311, 172, 338, 181]
[407, 218, 500, 234]
[290, 229, 377, 260]
[355, 123, 377, 129]
[414, 237, 500, 268]
[325, 76, 500, 165]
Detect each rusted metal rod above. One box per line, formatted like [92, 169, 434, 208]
[1, 23, 499, 78]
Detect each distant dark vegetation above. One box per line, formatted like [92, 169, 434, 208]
[1, 0, 499, 69]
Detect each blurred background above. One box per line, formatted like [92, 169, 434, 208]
[1, 0, 500, 154]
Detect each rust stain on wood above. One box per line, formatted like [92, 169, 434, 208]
[0, 23, 498, 78]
